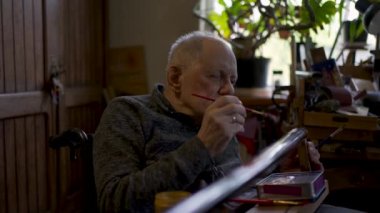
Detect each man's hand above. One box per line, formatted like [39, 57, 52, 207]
[197, 96, 246, 157]
[279, 140, 324, 172]
[306, 141, 324, 171]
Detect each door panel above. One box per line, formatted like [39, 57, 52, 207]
[2, 115, 49, 213]
[0, 0, 50, 212]
[0, 123, 5, 213]
[55, 0, 105, 212]
[1, 0, 104, 212]
[1, 114, 50, 213]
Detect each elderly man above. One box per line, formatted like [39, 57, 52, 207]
[93, 31, 321, 212]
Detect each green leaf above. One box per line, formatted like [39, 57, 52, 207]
[209, 11, 231, 38]
[217, 0, 228, 8]
[321, 1, 336, 16]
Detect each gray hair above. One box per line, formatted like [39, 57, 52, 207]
[167, 31, 230, 68]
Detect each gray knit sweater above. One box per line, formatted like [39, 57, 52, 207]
[93, 84, 241, 212]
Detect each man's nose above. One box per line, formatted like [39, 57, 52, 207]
[219, 80, 235, 95]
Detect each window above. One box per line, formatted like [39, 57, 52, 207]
[199, 0, 377, 86]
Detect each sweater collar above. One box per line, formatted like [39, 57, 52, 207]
[152, 84, 199, 127]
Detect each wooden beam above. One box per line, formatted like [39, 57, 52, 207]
[0, 91, 48, 119]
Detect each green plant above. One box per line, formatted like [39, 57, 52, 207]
[338, 0, 380, 43]
[194, 0, 337, 59]
[347, 18, 366, 43]
[335, 0, 365, 43]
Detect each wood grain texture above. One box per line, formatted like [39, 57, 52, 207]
[34, 0, 44, 90]
[0, 0, 3, 93]
[35, 115, 48, 211]
[4, 120, 17, 213]
[24, 0, 36, 91]
[26, 116, 38, 212]
[14, 0, 26, 92]
[15, 118, 27, 212]
[0, 0, 104, 212]
[0, 121, 6, 213]
[0, 91, 48, 119]
[3, 0, 15, 93]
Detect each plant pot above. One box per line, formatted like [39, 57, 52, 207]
[343, 19, 368, 44]
[236, 57, 270, 88]
[278, 30, 291, 40]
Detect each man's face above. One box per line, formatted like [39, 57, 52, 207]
[178, 40, 238, 118]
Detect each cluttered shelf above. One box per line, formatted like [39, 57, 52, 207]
[290, 44, 380, 212]
[294, 47, 380, 140]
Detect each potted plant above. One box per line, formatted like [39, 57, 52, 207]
[193, 0, 337, 87]
[333, 0, 367, 45]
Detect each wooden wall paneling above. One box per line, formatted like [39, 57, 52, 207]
[89, 0, 96, 84]
[80, 0, 86, 85]
[1, 117, 52, 213]
[84, 105, 89, 131]
[38, 0, 54, 211]
[0, 92, 48, 119]
[74, 0, 80, 86]
[91, 0, 97, 84]
[74, 107, 82, 187]
[44, 1, 65, 209]
[97, 0, 105, 86]
[83, 106, 87, 128]
[3, 0, 15, 93]
[84, 106, 89, 131]
[14, 0, 26, 93]
[0, 0, 3, 92]
[4, 120, 17, 213]
[85, 0, 92, 84]
[35, 115, 48, 211]
[47, 0, 105, 211]
[68, 0, 75, 86]
[3, 0, 17, 211]
[63, 106, 76, 207]
[92, 105, 99, 131]
[34, 0, 44, 90]
[46, 110, 57, 212]
[66, 0, 74, 86]
[58, 147, 70, 207]
[47, 130, 57, 212]
[78, 0, 85, 85]
[0, 121, 6, 213]
[71, 0, 78, 85]
[24, 0, 36, 91]
[0, 2, 4, 211]
[15, 118, 27, 212]
[88, 0, 96, 85]
[45, 0, 64, 143]
[26, 116, 38, 212]
[24, 0, 39, 210]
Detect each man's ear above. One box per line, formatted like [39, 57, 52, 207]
[166, 66, 182, 93]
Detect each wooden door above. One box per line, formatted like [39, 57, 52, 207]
[0, 0, 52, 212]
[54, 0, 104, 212]
[0, 0, 105, 212]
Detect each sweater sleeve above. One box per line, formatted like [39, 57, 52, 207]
[93, 98, 214, 212]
